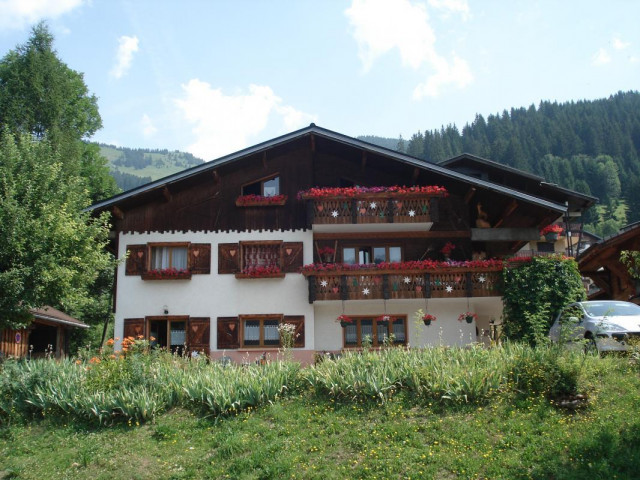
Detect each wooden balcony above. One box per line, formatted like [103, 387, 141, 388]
[303, 266, 503, 303]
[302, 192, 442, 226]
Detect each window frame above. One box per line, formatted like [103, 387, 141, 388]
[342, 315, 408, 348]
[148, 242, 190, 271]
[239, 314, 284, 348]
[237, 240, 284, 277]
[146, 315, 190, 354]
[241, 174, 280, 197]
[342, 244, 403, 265]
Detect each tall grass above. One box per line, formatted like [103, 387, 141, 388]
[0, 343, 586, 425]
[304, 343, 585, 404]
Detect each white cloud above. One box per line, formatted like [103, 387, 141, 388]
[345, 0, 473, 98]
[612, 36, 630, 50]
[174, 80, 317, 160]
[592, 48, 611, 66]
[0, 0, 84, 30]
[141, 114, 157, 137]
[413, 53, 472, 99]
[110, 35, 139, 79]
[428, 0, 470, 20]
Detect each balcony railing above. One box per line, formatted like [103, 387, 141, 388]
[303, 266, 503, 303]
[299, 189, 445, 226]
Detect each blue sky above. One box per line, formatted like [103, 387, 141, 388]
[0, 0, 638, 161]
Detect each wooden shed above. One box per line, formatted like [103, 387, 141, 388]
[0, 306, 88, 359]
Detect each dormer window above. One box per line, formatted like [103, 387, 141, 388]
[242, 175, 280, 197]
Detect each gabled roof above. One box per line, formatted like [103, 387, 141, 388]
[440, 153, 597, 211]
[578, 222, 640, 267]
[30, 306, 88, 329]
[89, 124, 571, 214]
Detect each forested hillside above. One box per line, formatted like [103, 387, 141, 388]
[360, 91, 640, 236]
[98, 144, 203, 190]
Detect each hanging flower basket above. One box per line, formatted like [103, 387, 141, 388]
[544, 232, 559, 242]
[458, 312, 478, 324]
[376, 315, 393, 326]
[422, 313, 437, 326]
[337, 314, 353, 328]
[318, 246, 335, 263]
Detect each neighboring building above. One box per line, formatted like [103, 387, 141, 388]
[578, 222, 640, 304]
[0, 306, 88, 359]
[89, 125, 595, 364]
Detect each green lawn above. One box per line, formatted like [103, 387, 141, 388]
[1, 355, 639, 480]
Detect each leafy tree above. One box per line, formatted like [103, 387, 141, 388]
[502, 257, 585, 345]
[0, 22, 117, 201]
[0, 132, 113, 329]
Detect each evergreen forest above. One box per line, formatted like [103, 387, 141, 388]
[361, 91, 640, 236]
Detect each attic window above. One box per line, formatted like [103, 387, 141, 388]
[243, 175, 280, 197]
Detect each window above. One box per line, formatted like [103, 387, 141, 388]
[343, 316, 407, 348]
[242, 175, 280, 197]
[343, 245, 402, 265]
[148, 316, 188, 355]
[240, 314, 283, 347]
[241, 241, 281, 273]
[150, 244, 188, 270]
[536, 242, 555, 253]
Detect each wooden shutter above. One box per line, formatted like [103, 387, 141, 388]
[217, 317, 239, 349]
[283, 315, 305, 348]
[125, 245, 147, 275]
[187, 317, 210, 353]
[282, 242, 304, 273]
[189, 243, 211, 274]
[218, 243, 240, 274]
[123, 318, 145, 339]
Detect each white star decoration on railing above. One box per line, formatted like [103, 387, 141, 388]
[403, 276, 411, 284]
[408, 210, 416, 217]
[369, 202, 377, 209]
[320, 280, 328, 287]
[446, 285, 454, 293]
[331, 210, 339, 218]
[362, 288, 370, 296]
[478, 276, 486, 283]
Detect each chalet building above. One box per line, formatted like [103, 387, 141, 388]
[578, 222, 640, 304]
[89, 125, 595, 364]
[0, 306, 88, 359]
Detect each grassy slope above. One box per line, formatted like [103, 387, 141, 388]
[1, 357, 639, 480]
[98, 145, 204, 182]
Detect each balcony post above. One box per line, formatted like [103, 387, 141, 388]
[306, 200, 315, 229]
[351, 199, 357, 224]
[424, 273, 431, 298]
[387, 198, 394, 223]
[382, 274, 390, 299]
[308, 276, 316, 304]
[340, 275, 349, 301]
[465, 272, 473, 297]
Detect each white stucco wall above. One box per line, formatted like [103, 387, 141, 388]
[115, 229, 314, 351]
[313, 296, 503, 351]
[115, 229, 504, 357]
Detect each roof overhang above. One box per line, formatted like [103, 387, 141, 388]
[87, 124, 570, 215]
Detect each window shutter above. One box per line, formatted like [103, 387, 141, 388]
[125, 245, 147, 275]
[217, 317, 239, 349]
[282, 242, 303, 273]
[283, 315, 305, 348]
[218, 243, 240, 274]
[123, 318, 145, 339]
[189, 244, 211, 274]
[187, 317, 210, 353]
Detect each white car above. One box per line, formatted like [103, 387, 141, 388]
[549, 300, 640, 352]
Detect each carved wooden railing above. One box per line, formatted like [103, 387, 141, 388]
[301, 192, 442, 225]
[303, 266, 502, 303]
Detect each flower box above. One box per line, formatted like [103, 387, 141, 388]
[235, 194, 287, 207]
[141, 269, 192, 280]
[235, 265, 285, 279]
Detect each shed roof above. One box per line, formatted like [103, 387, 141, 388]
[30, 306, 89, 329]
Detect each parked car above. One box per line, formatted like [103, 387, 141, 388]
[549, 300, 640, 352]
